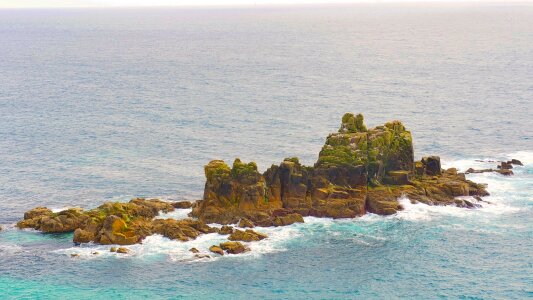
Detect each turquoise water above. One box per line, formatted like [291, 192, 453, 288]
[1, 3, 532, 299]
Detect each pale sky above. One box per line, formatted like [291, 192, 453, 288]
[0, 0, 529, 8]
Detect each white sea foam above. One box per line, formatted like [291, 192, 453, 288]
[506, 150, 533, 165]
[50, 207, 74, 213]
[394, 194, 521, 223]
[53, 155, 531, 261]
[53, 223, 302, 262]
[155, 208, 192, 220]
[0, 243, 23, 256]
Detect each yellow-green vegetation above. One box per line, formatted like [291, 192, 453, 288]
[340, 113, 367, 133]
[205, 160, 231, 180]
[317, 132, 368, 167]
[231, 158, 259, 179]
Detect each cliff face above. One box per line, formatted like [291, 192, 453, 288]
[191, 113, 488, 224]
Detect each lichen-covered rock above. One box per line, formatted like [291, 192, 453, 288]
[18, 198, 183, 245]
[95, 215, 139, 245]
[238, 218, 254, 228]
[116, 247, 130, 254]
[272, 213, 305, 226]
[73, 228, 95, 244]
[17, 208, 86, 233]
[218, 225, 234, 235]
[220, 241, 248, 254]
[191, 159, 282, 224]
[151, 218, 213, 242]
[23, 207, 53, 220]
[228, 229, 267, 242]
[172, 201, 193, 209]
[209, 245, 224, 256]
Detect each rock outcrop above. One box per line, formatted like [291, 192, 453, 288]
[18, 113, 500, 251]
[465, 159, 523, 176]
[18, 198, 214, 246]
[191, 113, 489, 223]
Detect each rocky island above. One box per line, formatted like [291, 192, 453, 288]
[17, 113, 520, 256]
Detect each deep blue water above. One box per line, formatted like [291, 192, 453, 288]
[0, 3, 532, 299]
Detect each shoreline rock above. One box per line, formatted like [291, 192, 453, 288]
[17, 113, 511, 254]
[191, 113, 490, 224]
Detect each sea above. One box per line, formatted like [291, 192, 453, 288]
[0, 3, 532, 299]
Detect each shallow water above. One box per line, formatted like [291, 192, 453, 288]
[0, 3, 532, 299]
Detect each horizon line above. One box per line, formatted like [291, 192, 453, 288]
[1, 0, 532, 9]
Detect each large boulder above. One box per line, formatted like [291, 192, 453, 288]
[220, 241, 248, 254]
[228, 229, 267, 242]
[95, 215, 139, 245]
[272, 212, 305, 226]
[17, 208, 86, 233]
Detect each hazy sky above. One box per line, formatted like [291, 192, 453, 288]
[0, 0, 526, 8]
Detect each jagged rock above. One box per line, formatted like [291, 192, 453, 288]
[497, 169, 514, 176]
[95, 215, 139, 245]
[229, 229, 267, 242]
[116, 247, 130, 254]
[23, 207, 53, 220]
[17, 208, 86, 233]
[272, 212, 305, 226]
[209, 245, 224, 256]
[510, 159, 523, 166]
[220, 241, 248, 254]
[218, 225, 234, 235]
[172, 201, 193, 209]
[18, 198, 183, 245]
[129, 198, 175, 214]
[151, 218, 212, 242]
[238, 218, 255, 228]
[366, 187, 404, 215]
[73, 228, 94, 244]
[191, 159, 283, 224]
[383, 170, 411, 185]
[421, 156, 441, 176]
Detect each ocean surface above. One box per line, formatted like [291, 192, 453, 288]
[0, 3, 532, 299]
